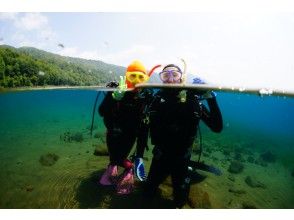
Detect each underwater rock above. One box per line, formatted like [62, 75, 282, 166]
[203, 152, 209, 157]
[25, 185, 34, 192]
[201, 192, 211, 208]
[60, 131, 71, 142]
[222, 149, 231, 157]
[225, 199, 243, 208]
[39, 153, 59, 166]
[234, 152, 242, 160]
[228, 161, 244, 174]
[228, 188, 246, 195]
[94, 132, 106, 144]
[245, 176, 266, 189]
[188, 187, 212, 208]
[211, 156, 219, 162]
[234, 147, 243, 154]
[292, 169, 294, 177]
[254, 158, 268, 167]
[71, 132, 84, 142]
[247, 156, 255, 163]
[60, 131, 84, 143]
[242, 201, 257, 209]
[260, 150, 276, 163]
[228, 175, 235, 182]
[93, 144, 109, 156]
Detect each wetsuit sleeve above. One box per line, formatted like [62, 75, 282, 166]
[135, 89, 154, 157]
[98, 92, 113, 117]
[136, 123, 149, 158]
[200, 97, 223, 133]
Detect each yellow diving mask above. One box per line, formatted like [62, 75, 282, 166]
[126, 71, 149, 84]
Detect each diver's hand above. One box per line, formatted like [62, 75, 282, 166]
[112, 76, 127, 100]
[192, 77, 216, 99]
[202, 91, 217, 99]
[134, 157, 146, 181]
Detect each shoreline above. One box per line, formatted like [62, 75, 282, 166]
[0, 85, 107, 93]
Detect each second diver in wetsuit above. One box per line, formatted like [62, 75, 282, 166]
[144, 64, 223, 207]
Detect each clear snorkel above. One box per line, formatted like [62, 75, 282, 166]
[178, 58, 187, 102]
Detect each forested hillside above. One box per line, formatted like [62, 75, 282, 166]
[0, 45, 125, 88]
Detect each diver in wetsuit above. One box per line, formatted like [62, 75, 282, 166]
[98, 60, 158, 195]
[144, 64, 223, 208]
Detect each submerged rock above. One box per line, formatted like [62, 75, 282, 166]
[234, 152, 242, 160]
[242, 201, 257, 209]
[260, 150, 276, 163]
[93, 144, 109, 156]
[188, 187, 212, 208]
[247, 156, 255, 163]
[203, 152, 209, 157]
[254, 158, 268, 167]
[228, 188, 246, 195]
[228, 175, 235, 182]
[245, 176, 266, 189]
[60, 131, 71, 142]
[25, 185, 34, 192]
[291, 169, 294, 177]
[228, 161, 244, 174]
[60, 131, 84, 143]
[39, 153, 59, 166]
[71, 132, 84, 142]
[222, 149, 231, 157]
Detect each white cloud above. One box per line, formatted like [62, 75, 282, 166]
[58, 47, 79, 57]
[102, 45, 155, 66]
[0, 13, 49, 31]
[40, 29, 56, 40]
[0, 12, 18, 21]
[0, 12, 58, 50]
[14, 13, 48, 31]
[57, 47, 101, 60]
[56, 44, 156, 66]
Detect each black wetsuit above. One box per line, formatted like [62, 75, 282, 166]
[98, 89, 152, 168]
[145, 89, 223, 208]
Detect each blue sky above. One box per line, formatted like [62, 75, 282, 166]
[1, 12, 294, 90]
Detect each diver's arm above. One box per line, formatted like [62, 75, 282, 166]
[135, 89, 154, 157]
[200, 97, 223, 133]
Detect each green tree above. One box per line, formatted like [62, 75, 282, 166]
[0, 56, 5, 84]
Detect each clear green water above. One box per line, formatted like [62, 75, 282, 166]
[0, 90, 293, 208]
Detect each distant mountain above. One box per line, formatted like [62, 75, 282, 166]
[0, 45, 126, 88]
